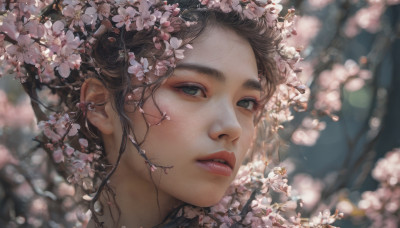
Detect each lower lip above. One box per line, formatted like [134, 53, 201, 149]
[196, 160, 233, 176]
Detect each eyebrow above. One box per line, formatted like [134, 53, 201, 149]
[175, 63, 262, 91]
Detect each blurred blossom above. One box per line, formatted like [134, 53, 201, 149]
[287, 16, 321, 48]
[372, 148, 400, 186]
[57, 182, 76, 197]
[315, 60, 370, 114]
[15, 181, 35, 200]
[387, 0, 400, 4]
[0, 89, 35, 128]
[336, 199, 355, 215]
[0, 144, 18, 169]
[291, 173, 324, 210]
[344, 78, 365, 91]
[29, 197, 49, 217]
[354, 4, 384, 33]
[315, 90, 342, 113]
[297, 61, 315, 83]
[358, 148, 400, 227]
[345, 2, 385, 38]
[307, 0, 334, 9]
[291, 118, 326, 146]
[345, 17, 360, 38]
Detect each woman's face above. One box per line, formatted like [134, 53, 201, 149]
[113, 25, 261, 207]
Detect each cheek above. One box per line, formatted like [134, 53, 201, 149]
[237, 123, 256, 164]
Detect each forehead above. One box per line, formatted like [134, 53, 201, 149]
[180, 25, 258, 81]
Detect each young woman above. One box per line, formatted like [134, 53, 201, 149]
[0, 0, 314, 227]
[84, 18, 273, 227]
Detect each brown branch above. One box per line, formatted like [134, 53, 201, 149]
[0, 32, 18, 45]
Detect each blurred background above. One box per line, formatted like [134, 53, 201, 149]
[1, 0, 399, 227]
[277, 0, 400, 227]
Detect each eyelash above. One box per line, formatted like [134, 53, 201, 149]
[175, 84, 207, 97]
[175, 84, 260, 112]
[237, 98, 260, 112]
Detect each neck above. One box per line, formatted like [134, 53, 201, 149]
[89, 164, 181, 228]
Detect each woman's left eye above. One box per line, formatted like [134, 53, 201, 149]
[237, 98, 259, 111]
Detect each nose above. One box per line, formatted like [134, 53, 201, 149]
[208, 101, 242, 143]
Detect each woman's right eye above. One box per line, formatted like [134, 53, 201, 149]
[175, 84, 206, 97]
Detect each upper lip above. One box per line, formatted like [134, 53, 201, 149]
[197, 151, 236, 170]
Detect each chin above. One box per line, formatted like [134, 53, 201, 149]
[184, 191, 225, 208]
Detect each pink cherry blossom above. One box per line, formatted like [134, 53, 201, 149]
[5, 34, 41, 66]
[135, 0, 159, 31]
[128, 55, 149, 81]
[0, 10, 21, 40]
[53, 147, 65, 163]
[79, 138, 89, 148]
[112, 7, 138, 29]
[243, 2, 265, 19]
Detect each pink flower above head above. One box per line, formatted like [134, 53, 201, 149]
[62, 4, 86, 31]
[243, 2, 265, 19]
[81, 1, 111, 27]
[98, 3, 111, 19]
[128, 56, 149, 81]
[220, 0, 239, 13]
[165, 37, 185, 59]
[112, 7, 138, 29]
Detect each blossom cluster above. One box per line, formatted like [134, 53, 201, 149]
[358, 148, 400, 228]
[345, 0, 400, 37]
[179, 161, 342, 227]
[37, 113, 102, 186]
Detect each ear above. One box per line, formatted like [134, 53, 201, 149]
[80, 78, 115, 135]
